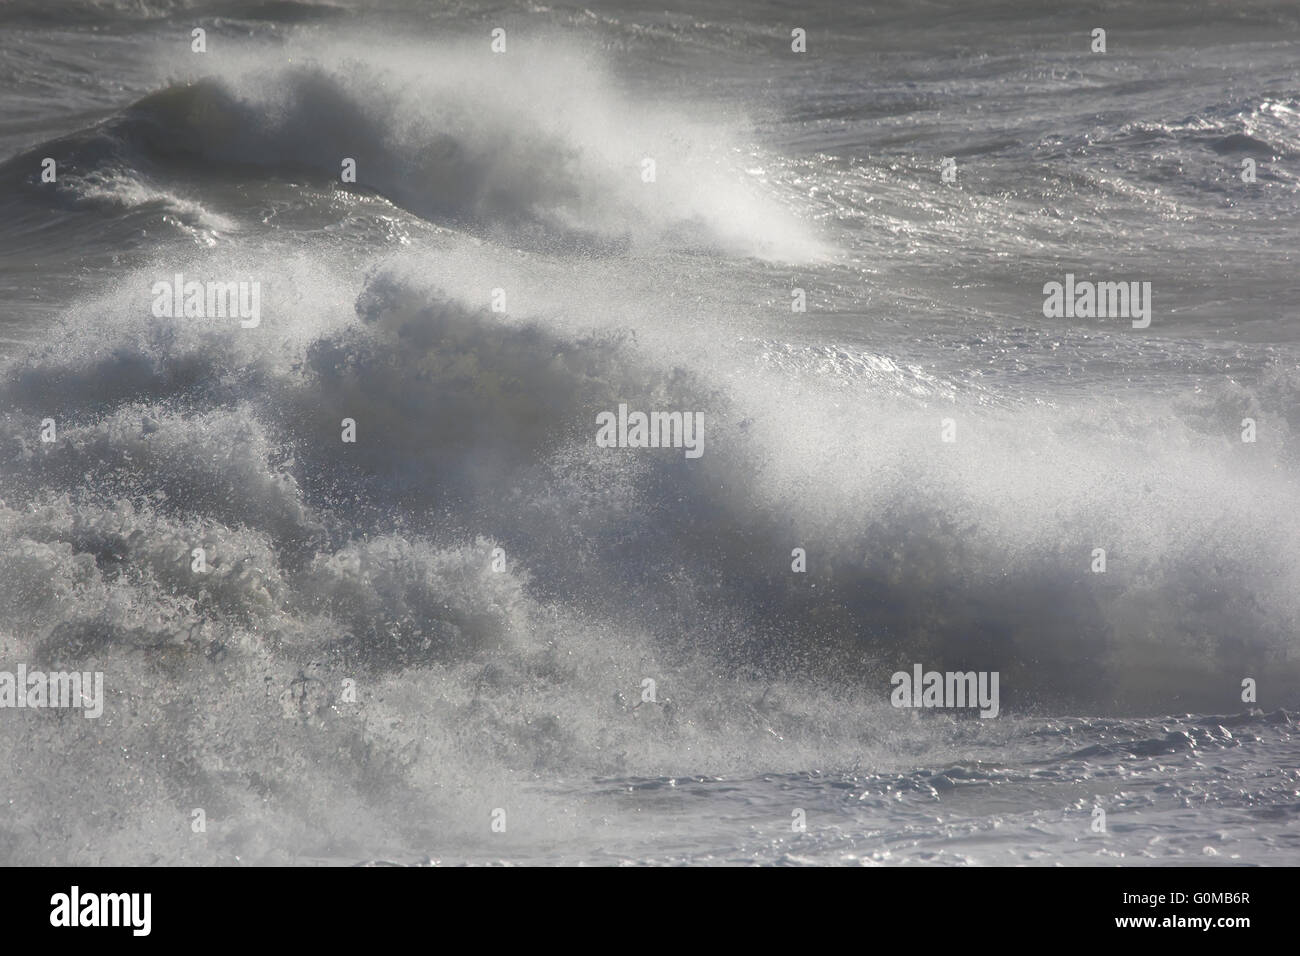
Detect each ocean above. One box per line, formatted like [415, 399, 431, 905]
[0, 0, 1297, 866]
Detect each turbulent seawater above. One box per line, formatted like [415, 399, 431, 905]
[0, 0, 1298, 866]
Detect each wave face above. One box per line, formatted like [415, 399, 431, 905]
[0, 1, 1298, 865]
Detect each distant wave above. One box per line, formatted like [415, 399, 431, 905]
[0, 49, 824, 260]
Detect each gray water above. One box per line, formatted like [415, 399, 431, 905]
[0, 0, 1297, 865]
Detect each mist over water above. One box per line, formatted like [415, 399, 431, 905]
[0, 0, 1298, 865]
